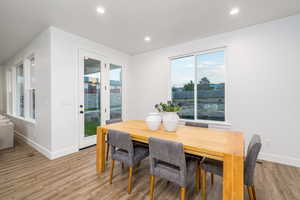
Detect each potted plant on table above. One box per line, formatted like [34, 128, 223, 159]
[155, 101, 182, 132]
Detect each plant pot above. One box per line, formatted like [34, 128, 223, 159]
[162, 112, 179, 132]
[145, 112, 162, 131]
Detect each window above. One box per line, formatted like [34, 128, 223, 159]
[16, 63, 25, 117]
[6, 55, 36, 122]
[6, 69, 13, 115]
[29, 56, 36, 119]
[171, 49, 225, 122]
[171, 56, 195, 119]
[109, 64, 122, 120]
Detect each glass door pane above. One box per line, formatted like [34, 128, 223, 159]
[84, 58, 101, 137]
[109, 64, 122, 120]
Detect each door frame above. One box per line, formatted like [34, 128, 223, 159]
[77, 49, 109, 149]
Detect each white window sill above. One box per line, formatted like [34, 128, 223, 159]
[6, 114, 36, 125]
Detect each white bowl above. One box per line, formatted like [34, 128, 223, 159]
[146, 120, 161, 131]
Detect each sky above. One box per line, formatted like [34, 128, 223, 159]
[171, 50, 225, 88]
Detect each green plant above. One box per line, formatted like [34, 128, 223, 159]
[155, 101, 182, 112]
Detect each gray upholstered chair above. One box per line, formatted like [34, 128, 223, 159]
[108, 129, 149, 194]
[185, 121, 208, 187]
[200, 134, 262, 200]
[106, 119, 123, 124]
[105, 119, 147, 161]
[105, 119, 122, 160]
[148, 137, 199, 200]
[185, 121, 209, 128]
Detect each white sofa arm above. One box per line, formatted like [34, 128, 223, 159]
[0, 121, 14, 150]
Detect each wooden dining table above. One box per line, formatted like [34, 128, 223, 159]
[96, 120, 244, 200]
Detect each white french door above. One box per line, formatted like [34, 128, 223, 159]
[78, 50, 109, 149]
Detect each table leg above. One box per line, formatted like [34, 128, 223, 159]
[223, 154, 244, 200]
[96, 127, 107, 173]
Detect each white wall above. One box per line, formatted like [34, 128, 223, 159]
[2, 27, 130, 159]
[50, 27, 130, 158]
[3, 28, 52, 156]
[128, 14, 300, 167]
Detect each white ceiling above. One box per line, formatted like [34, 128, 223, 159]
[0, 0, 300, 64]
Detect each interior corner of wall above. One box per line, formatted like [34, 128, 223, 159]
[259, 152, 300, 168]
[15, 131, 53, 160]
[50, 145, 79, 160]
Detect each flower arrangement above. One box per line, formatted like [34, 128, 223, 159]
[155, 101, 182, 113]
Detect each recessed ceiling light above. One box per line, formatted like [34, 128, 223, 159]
[230, 7, 239, 15]
[144, 36, 151, 42]
[96, 7, 105, 14]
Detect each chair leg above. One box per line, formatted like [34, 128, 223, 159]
[122, 162, 125, 169]
[128, 167, 133, 194]
[136, 162, 141, 173]
[252, 186, 257, 200]
[247, 186, 255, 200]
[109, 160, 115, 184]
[195, 168, 199, 194]
[211, 173, 214, 185]
[149, 175, 155, 200]
[180, 187, 186, 200]
[106, 143, 109, 161]
[201, 169, 206, 200]
[198, 167, 201, 190]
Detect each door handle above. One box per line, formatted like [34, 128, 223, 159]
[80, 111, 84, 114]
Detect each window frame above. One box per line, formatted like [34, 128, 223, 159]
[169, 47, 230, 126]
[6, 54, 36, 124]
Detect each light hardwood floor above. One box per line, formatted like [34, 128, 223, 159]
[0, 139, 300, 200]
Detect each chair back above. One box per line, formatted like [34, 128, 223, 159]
[185, 121, 208, 128]
[148, 137, 187, 178]
[244, 134, 262, 186]
[108, 129, 134, 155]
[106, 119, 122, 125]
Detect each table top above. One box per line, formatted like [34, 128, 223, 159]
[101, 120, 244, 159]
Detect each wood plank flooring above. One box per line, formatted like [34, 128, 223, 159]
[0, 139, 300, 200]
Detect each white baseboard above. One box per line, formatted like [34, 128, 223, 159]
[260, 152, 300, 168]
[15, 131, 300, 168]
[15, 132, 79, 160]
[15, 132, 52, 159]
[50, 146, 78, 159]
